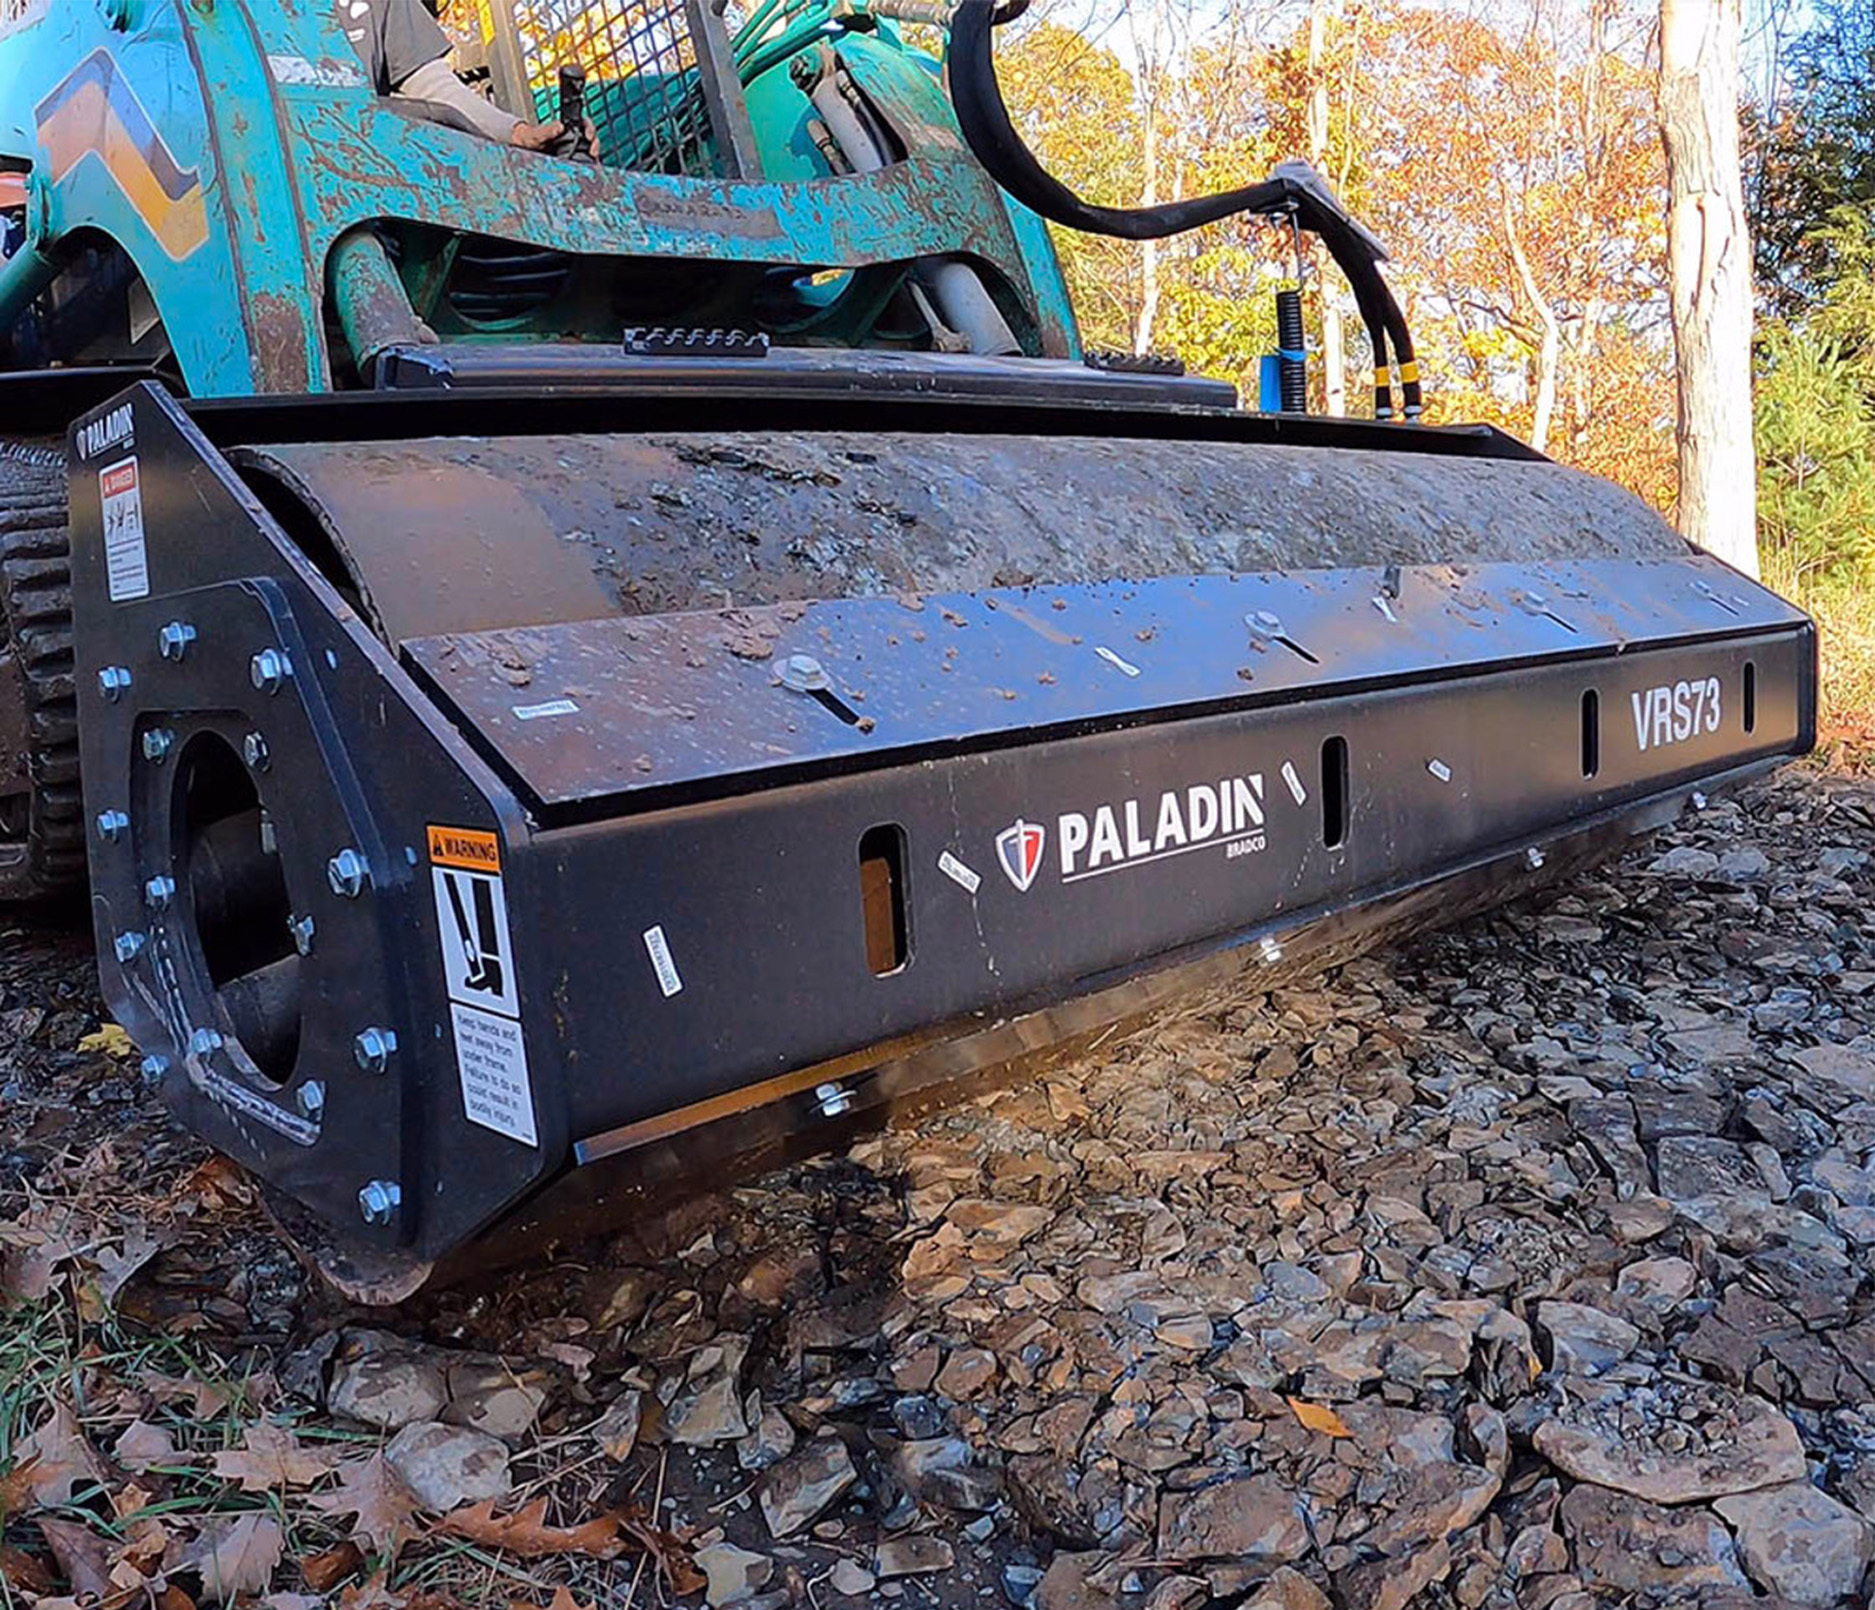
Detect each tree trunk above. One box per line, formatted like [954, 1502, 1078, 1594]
[1135, 110, 1160, 356]
[1308, 0, 1345, 415]
[1502, 193, 1560, 453]
[1660, 0, 1759, 577]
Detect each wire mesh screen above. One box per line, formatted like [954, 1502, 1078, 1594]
[441, 0, 719, 174]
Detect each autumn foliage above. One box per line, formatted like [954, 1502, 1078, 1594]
[998, 0, 1677, 504]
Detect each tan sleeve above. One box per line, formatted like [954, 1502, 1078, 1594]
[393, 58, 522, 145]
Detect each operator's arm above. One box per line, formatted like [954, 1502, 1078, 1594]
[394, 57, 525, 144]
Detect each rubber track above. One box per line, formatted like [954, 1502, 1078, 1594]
[0, 441, 85, 901]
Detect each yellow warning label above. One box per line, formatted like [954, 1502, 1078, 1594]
[427, 824, 500, 873]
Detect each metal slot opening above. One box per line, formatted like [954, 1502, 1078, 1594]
[178, 733, 301, 1087]
[1581, 689, 1600, 778]
[1321, 736, 1349, 849]
[1744, 662, 1757, 734]
[859, 824, 910, 976]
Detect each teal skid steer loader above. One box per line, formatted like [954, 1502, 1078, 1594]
[0, 0, 1813, 1295]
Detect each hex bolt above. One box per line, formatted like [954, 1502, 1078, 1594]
[327, 848, 371, 898]
[141, 727, 175, 763]
[144, 874, 176, 910]
[814, 1081, 853, 1118]
[97, 665, 132, 702]
[139, 1054, 168, 1088]
[1691, 790, 1709, 811]
[242, 731, 271, 772]
[295, 1079, 326, 1120]
[288, 913, 316, 956]
[1259, 935, 1284, 964]
[112, 930, 146, 963]
[95, 808, 130, 844]
[1525, 846, 1547, 870]
[353, 1027, 399, 1074]
[358, 1179, 402, 1226]
[778, 653, 831, 694]
[157, 621, 198, 661]
[250, 647, 293, 694]
[188, 1026, 224, 1057]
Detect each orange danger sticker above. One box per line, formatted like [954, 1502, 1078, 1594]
[427, 825, 500, 872]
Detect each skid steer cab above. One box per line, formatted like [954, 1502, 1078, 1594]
[0, 0, 1082, 396]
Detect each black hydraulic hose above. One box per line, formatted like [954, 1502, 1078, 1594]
[947, 0, 1419, 417]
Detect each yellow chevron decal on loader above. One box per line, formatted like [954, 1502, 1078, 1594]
[34, 49, 209, 261]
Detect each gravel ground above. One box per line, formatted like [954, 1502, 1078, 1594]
[3, 765, 1875, 1610]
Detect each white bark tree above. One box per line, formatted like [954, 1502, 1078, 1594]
[1307, 0, 1346, 415]
[1659, 0, 1760, 577]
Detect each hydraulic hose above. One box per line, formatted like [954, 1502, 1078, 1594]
[946, 0, 1419, 416]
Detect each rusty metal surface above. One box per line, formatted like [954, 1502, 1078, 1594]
[400, 556, 1800, 811]
[237, 428, 1689, 654]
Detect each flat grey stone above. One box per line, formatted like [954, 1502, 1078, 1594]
[384, 1421, 511, 1512]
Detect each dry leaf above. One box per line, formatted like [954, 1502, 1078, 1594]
[0, 1542, 58, 1596]
[309, 1454, 421, 1556]
[114, 1419, 181, 1474]
[435, 1497, 632, 1560]
[95, 1223, 166, 1305]
[78, 1023, 136, 1058]
[36, 1516, 114, 1602]
[114, 1513, 173, 1577]
[178, 1156, 256, 1212]
[1286, 1397, 1353, 1438]
[337, 1575, 409, 1609]
[14, 1403, 106, 1507]
[300, 1540, 365, 1592]
[140, 1370, 232, 1420]
[438, 1499, 702, 1594]
[509, 1589, 595, 1610]
[185, 1513, 284, 1603]
[0, 1202, 89, 1303]
[0, 1455, 42, 1515]
[212, 1421, 341, 1491]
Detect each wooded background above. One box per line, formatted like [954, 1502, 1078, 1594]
[996, 0, 1875, 750]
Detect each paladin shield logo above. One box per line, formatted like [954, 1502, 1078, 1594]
[995, 819, 1046, 891]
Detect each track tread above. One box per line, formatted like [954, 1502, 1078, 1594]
[0, 446, 84, 902]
